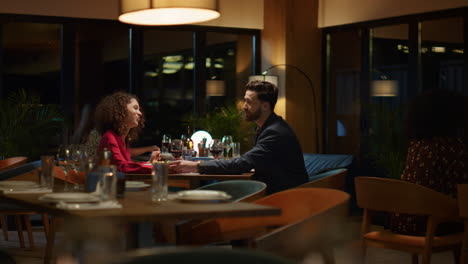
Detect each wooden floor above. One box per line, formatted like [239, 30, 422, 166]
[0, 220, 458, 264]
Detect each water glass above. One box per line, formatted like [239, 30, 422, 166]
[97, 165, 117, 202]
[152, 161, 168, 202]
[40, 155, 55, 190]
[232, 142, 241, 158]
[161, 134, 171, 154]
[221, 135, 233, 159]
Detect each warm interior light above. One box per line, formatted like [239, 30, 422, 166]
[119, 0, 220, 26]
[206, 80, 226, 96]
[191, 130, 213, 155]
[371, 80, 398, 97]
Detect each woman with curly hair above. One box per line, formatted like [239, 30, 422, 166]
[95, 91, 158, 173]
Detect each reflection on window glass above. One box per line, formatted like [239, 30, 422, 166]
[141, 30, 194, 143]
[327, 30, 361, 156]
[421, 17, 464, 94]
[2, 22, 61, 104]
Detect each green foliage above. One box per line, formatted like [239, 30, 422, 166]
[186, 101, 255, 152]
[364, 103, 408, 179]
[0, 89, 63, 160]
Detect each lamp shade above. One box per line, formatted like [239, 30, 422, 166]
[118, 0, 220, 26]
[248, 75, 279, 87]
[371, 80, 398, 97]
[206, 80, 226, 96]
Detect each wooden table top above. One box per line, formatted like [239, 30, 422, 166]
[0, 190, 280, 222]
[126, 172, 253, 181]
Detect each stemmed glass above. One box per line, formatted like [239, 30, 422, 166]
[209, 139, 224, 160]
[161, 134, 171, 154]
[221, 135, 233, 159]
[57, 145, 72, 191]
[170, 139, 183, 159]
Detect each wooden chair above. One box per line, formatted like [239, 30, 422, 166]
[0, 161, 50, 248]
[297, 168, 348, 191]
[457, 184, 468, 264]
[178, 188, 350, 263]
[355, 177, 463, 264]
[0, 157, 28, 173]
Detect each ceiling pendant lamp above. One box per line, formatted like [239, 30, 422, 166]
[118, 0, 220, 26]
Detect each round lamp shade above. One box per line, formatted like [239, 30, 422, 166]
[119, 0, 220, 26]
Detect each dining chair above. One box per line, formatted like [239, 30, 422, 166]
[297, 168, 348, 191]
[0, 157, 28, 173]
[457, 184, 468, 264]
[111, 247, 295, 264]
[355, 176, 463, 264]
[0, 160, 50, 248]
[196, 180, 267, 202]
[178, 188, 350, 263]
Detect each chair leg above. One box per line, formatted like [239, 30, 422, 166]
[0, 215, 9, 241]
[15, 215, 25, 248]
[412, 253, 418, 264]
[24, 215, 35, 249]
[44, 217, 57, 264]
[42, 214, 50, 243]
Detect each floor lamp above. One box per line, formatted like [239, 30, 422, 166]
[249, 64, 320, 152]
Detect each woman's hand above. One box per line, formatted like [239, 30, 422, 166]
[167, 160, 198, 173]
[148, 150, 160, 163]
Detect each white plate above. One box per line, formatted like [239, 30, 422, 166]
[176, 190, 232, 203]
[125, 181, 150, 189]
[39, 192, 100, 203]
[0, 181, 39, 188]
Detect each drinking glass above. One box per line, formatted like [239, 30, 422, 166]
[152, 161, 168, 202]
[40, 155, 55, 190]
[97, 165, 117, 202]
[221, 135, 233, 159]
[170, 139, 183, 159]
[209, 139, 224, 159]
[161, 134, 171, 154]
[232, 142, 241, 158]
[57, 145, 72, 191]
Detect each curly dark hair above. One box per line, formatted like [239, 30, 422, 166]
[407, 90, 467, 140]
[94, 91, 145, 141]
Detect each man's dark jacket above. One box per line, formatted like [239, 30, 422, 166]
[199, 113, 308, 194]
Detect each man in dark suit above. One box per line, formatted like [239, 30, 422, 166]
[169, 80, 308, 193]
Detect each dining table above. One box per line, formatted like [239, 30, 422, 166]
[127, 172, 254, 189]
[0, 187, 280, 264]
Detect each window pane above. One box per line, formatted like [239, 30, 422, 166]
[141, 30, 193, 142]
[421, 17, 464, 94]
[326, 30, 361, 156]
[2, 22, 61, 103]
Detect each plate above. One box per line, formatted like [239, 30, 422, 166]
[39, 192, 100, 203]
[0, 181, 39, 188]
[176, 190, 232, 203]
[125, 181, 150, 190]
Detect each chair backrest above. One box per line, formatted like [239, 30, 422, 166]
[0, 160, 41, 181]
[0, 157, 28, 173]
[355, 176, 458, 217]
[298, 168, 347, 190]
[114, 248, 295, 264]
[457, 184, 468, 218]
[197, 180, 267, 202]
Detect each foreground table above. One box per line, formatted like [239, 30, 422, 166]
[0, 190, 280, 263]
[127, 172, 253, 189]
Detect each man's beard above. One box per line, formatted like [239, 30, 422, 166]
[244, 108, 261, 122]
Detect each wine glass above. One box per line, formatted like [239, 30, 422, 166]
[221, 135, 233, 159]
[209, 139, 224, 160]
[57, 145, 71, 191]
[170, 139, 183, 159]
[161, 134, 171, 154]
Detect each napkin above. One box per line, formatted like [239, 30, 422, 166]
[0, 188, 53, 194]
[56, 200, 122, 210]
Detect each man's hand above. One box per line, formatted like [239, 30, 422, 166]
[148, 150, 160, 163]
[168, 160, 199, 173]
